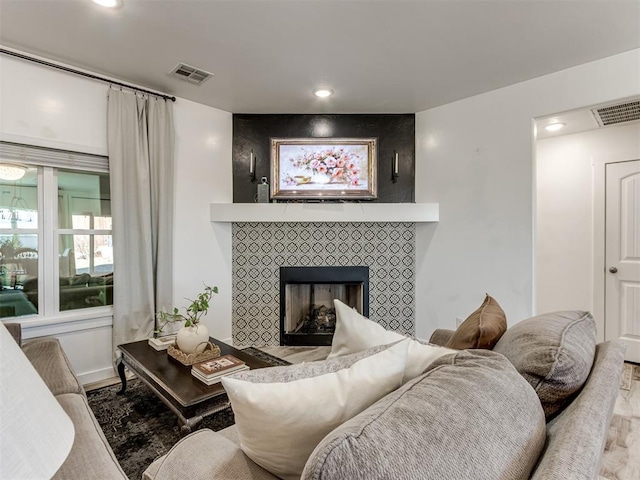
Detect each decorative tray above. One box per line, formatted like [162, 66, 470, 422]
[167, 342, 221, 366]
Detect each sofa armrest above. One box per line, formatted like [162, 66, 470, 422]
[146, 429, 278, 480]
[3, 322, 22, 346]
[530, 340, 626, 480]
[429, 328, 455, 346]
[22, 337, 84, 396]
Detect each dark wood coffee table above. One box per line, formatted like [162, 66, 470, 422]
[116, 337, 273, 435]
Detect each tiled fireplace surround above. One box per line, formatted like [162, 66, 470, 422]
[231, 222, 416, 346]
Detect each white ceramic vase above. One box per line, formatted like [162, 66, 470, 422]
[176, 324, 209, 354]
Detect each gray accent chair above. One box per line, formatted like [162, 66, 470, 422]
[4, 323, 128, 480]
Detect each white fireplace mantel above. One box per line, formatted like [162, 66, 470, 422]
[210, 203, 439, 223]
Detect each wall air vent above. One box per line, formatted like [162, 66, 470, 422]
[591, 100, 640, 127]
[169, 63, 213, 85]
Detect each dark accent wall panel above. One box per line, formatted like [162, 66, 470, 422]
[233, 114, 415, 203]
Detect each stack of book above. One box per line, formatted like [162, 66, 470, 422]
[148, 334, 177, 351]
[191, 354, 249, 385]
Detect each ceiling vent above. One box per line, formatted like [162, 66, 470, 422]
[591, 100, 640, 127]
[169, 63, 213, 85]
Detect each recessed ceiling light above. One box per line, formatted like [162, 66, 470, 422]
[91, 0, 122, 8]
[545, 122, 566, 132]
[314, 88, 333, 98]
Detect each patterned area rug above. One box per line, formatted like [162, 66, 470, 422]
[619, 362, 634, 391]
[599, 362, 640, 479]
[87, 348, 289, 480]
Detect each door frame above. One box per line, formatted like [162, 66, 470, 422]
[592, 151, 639, 344]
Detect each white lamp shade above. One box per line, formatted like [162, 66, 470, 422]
[0, 323, 75, 479]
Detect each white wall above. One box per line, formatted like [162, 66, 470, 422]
[4, 45, 640, 377]
[414, 49, 640, 339]
[172, 100, 232, 341]
[536, 123, 640, 314]
[0, 50, 233, 383]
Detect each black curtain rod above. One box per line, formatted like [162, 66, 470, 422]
[1, 48, 176, 102]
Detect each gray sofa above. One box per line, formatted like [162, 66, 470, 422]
[5, 323, 128, 480]
[143, 311, 625, 480]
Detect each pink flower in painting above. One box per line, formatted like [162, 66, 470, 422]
[287, 146, 365, 186]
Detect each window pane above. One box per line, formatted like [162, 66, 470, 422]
[0, 168, 38, 229]
[72, 214, 91, 229]
[59, 234, 113, 311]
[95, 216, 112, 230]
[93, 235, 113, 273]
[58, 170, 111, 230]
[0, 234, 38, 318]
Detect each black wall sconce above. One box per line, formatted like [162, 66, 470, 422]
[392, 151, 399, 183]
[249, 149, 256, 181]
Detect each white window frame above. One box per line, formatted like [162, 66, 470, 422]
[0, 142, 113, 326]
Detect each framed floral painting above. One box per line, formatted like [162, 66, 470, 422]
[270, 137, 378, 200]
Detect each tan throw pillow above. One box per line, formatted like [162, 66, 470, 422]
[445, 294, 507, 350]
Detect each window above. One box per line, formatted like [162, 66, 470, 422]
[0, 167, 39, 317]
[0, 143, 113, 319]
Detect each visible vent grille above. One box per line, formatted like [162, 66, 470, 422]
[592, 100, 640, 126]
[169, 63, 213, 85]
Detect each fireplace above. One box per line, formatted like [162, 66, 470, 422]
[280, 266, 369, 346]
[231, 222, 415, 346]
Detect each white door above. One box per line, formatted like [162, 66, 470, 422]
[605, 159, 640, 362]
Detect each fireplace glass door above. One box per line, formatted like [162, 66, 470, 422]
[280, 266, 369, 346]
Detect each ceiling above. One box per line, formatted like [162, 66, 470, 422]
[535, 97, 640, 139]
[535, 107, 602, 139]
[0, 0, 639, 114]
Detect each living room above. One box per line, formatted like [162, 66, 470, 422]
[0, 1, 639, 479]
[0, 0, 637, 384]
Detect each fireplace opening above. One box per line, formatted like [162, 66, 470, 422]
[280, 266, 369, 346]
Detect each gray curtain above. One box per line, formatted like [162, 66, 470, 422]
[107, 89, 175, 347]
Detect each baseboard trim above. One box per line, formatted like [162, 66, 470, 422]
[78, 366, 116, 386]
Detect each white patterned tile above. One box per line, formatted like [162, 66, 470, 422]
[232, 222, 416, 346]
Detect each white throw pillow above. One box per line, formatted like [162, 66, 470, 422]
[329, 299, 455, 383]
[328, 299, 405, 358]
[404, 340, 456, 382]
[221, 339, 409, 480]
